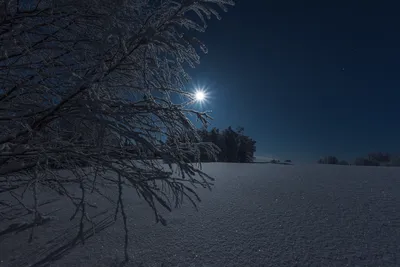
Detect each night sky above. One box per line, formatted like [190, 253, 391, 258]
[191, 0, 400, 163]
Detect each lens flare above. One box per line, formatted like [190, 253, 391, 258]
[195, 90, 206, 102]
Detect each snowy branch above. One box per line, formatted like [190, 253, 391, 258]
[0, 0, 234, 261]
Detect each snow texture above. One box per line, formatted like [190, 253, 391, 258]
[1, 163, 400, 266]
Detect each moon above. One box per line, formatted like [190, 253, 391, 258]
[194, 90, 206, 102]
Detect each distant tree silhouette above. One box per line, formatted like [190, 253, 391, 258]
[354, 157, 380, 166]
[167, 126, 256, 163]
[352, 152, 400, 167]
[318, 156, 339, 164]
[223, 127, 239, 162]
[368, 152, 391, 164]
[319, 152, 400, 167]
[236, 127, 257, 163]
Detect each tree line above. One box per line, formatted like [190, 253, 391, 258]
[167, 126, 257, 163]
[318, 152, 400, 167]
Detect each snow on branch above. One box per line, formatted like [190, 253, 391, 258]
[0, 0, 234, 262]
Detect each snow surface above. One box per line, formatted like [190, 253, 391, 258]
[1, 163, 400, 266]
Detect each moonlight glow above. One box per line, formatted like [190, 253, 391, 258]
[194, 90, 206, 102]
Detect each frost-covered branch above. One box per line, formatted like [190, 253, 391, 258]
[0, 0, 234, 261]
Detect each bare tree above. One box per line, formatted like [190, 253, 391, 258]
[0, 0, 234, 262]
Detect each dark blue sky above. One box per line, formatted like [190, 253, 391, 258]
[191, 0, 400, 162]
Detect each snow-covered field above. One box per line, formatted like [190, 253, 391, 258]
[1, 163, 400, 266]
